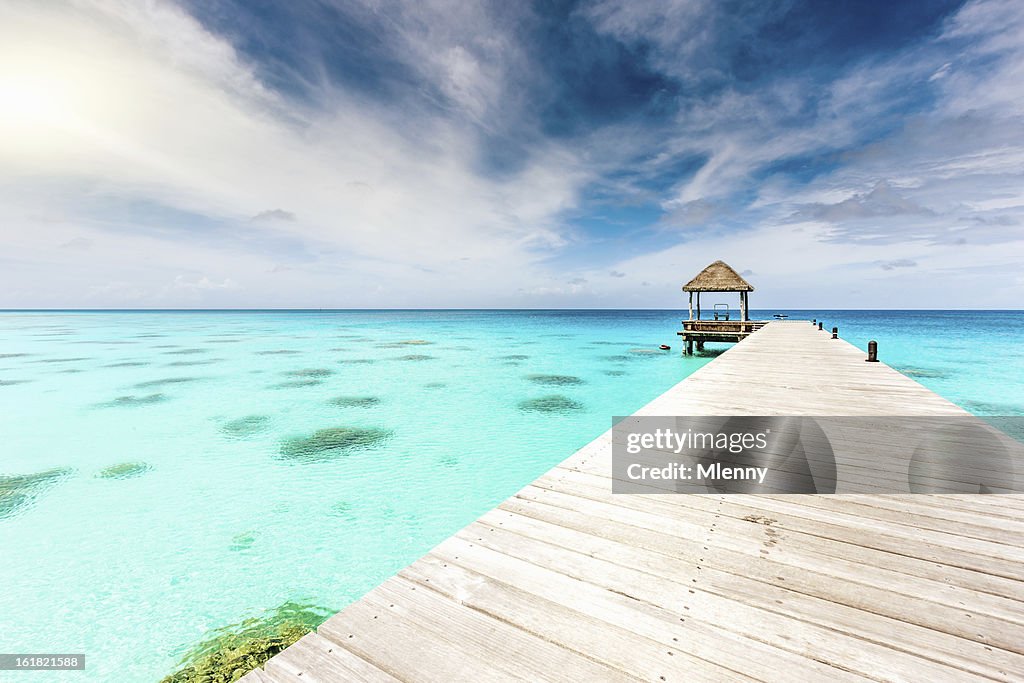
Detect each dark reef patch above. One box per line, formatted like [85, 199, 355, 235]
[396, 354, 434, 361]
[424, 382, 446, 389]
[268, 379, 323, 389]
[163, 348, 209, 356]
[518, 395, 584, 414]
[229, 531, 257, 551]
[134, 377, 203, 389]
[328, 396, 381, 408]
[0, 379, 31, 386]
[284, 368, 334, 378]
[278, 426, 392, 463]
[96, 462, 152, 479]
[337, 358, 376, 364]
[30, 357, 90, 364]
[0, 353, 30, 359]
[158, 601, 331, 683]
[222, 415, 271, 438]
[600, 355, 631, 362]
[501, 354, 530, 360]
[628, 348, 664, 356]
[99, 393, 169, 407]
[0, 467, 73, 520]
[327, 500, 355, 518]
[105, 361, 150, 368]
[255, 349, 301, 355]
[165, 360, 220, 367]
[525, 374, 585, 386]
[895, 365, 951, 380]
[603, 370, 627, 376]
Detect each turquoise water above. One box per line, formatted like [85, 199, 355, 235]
[1, 309, 1022, 681]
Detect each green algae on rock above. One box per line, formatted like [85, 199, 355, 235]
[518, 395, 584, 414]
[222, 415, 271, 438]
[0, 467, 73, 520]
[525, 373, 585, 386]
[278, 426, 392, 463]
[159, 601, 331, 683]
[328, 396, 381, 408]
[96, 462, 152, 479]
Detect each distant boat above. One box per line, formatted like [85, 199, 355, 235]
[773, 313, 789, 319]
[659, 344, 671, 350]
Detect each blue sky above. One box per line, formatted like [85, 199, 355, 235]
[1, 0, 1022, 308]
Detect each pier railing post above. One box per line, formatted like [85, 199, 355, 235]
[832, 326, 838, 339]
[866, 340, 879, 362]
[818, 322, 823, 331]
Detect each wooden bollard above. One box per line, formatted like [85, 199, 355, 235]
[818, 322, 823, 331]
[866, 340, 879, 362]
[832, 326, 838, 339]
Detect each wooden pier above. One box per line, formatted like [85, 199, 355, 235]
[243, 321, 1024, 682]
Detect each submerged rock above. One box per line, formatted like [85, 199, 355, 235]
[0, 353, 30, 359]
[99, 393, 169, 407]
[255, 349, 301, 355]
[396, 354, 434, 361]
[603, 370, 627, 376]
[525, 373, 585, 386]
[0, 467, 73, 520]
[328, 396, 381, 408]
[501, 354, 530, 360]
[424, 382, 446, 389]
[159, 601, 331, 683]
[278, 426, 392, 463]
[104, 361, 150, 368]
[337, 358, 376, 364]
[0, 379, 31, 387]
[163, 348, 209, 355]
[222, 415, 271, 438]
[518, 395, 584, 414]
[96, 462, 152, 479]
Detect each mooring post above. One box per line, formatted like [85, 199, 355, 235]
[812, 319, 816, 325]
[818, 322, 823, 331]
[832, 326, 838, 339]
[866, 340, 879, 362]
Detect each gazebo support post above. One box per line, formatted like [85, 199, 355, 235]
[688, 292, 693, 321]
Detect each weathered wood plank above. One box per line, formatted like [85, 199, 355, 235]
[251, 321, 1024, 682]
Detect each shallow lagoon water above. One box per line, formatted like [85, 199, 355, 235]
[0, 309, 1022, 681]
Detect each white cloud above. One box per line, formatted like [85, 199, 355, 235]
[0, 0, 589, 307]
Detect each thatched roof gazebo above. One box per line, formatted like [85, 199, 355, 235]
[678, 260, 762, 355]
[682, 260, 754, 322]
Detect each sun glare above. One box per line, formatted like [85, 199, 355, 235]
[0, 70, 76, 129]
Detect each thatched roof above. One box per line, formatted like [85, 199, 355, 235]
[682, 260, 754, 292]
